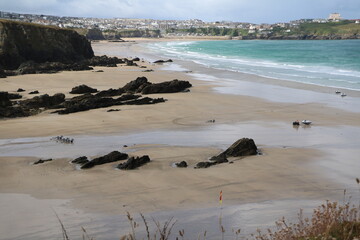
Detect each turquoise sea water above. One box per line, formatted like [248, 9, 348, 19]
[147, 40, 360, 90]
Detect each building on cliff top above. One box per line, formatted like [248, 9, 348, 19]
[328, 13, 342, 21]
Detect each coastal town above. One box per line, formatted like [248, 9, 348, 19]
[1, 10, 358, 38]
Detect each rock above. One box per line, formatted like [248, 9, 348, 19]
[94, 70, 104, 72]
[0, 92, 12, 107]
[195, 161, 217, 169]
[87, 55, 124, 67]
[96, 88, 125, 97]
[117, 155, 150, 170]
[85, 28, 105, 40]
[222, 138, 258, 157]
[0, 106, 30, 118]
[209, 153, 228, 163]
[197, 138, 257, 169]
[21, 93, 65, 109]
[125, 97, 166, 105]
[175, 161, 188, 168]
[141, 79, 192, 94]
[33, 159, 52, 165]
[107, 109, 121, 112]
[0, 19, 94, 70]
[122, 77, 150, 93]
[70, 84, 98, 94]
[81, 151, 128, 169]
[131, 57, 140, 61]
[0, 66, 6, 78]
[124, 59, 138, 66]
[142, 69, 154, 72]
[71, 156, 89, 165]
[54, 94, 119, 114]
[14, 61, 92, 75]
[17, 88, 26, 92]
[52, 93, 163, 115]
[29, 91, 39, 94]
[8, 93, 22, 100]
[154, 59, 173, 63]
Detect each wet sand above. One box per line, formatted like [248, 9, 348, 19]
[0, 40, 359, 239]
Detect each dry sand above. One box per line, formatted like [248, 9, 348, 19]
[0, 40, 359, 239]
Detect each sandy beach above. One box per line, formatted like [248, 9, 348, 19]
[1, 40, 359, 239]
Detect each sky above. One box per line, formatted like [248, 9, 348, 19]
[0, 0, 359, 24]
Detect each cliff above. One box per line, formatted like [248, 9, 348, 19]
[0, 19, 94, 70]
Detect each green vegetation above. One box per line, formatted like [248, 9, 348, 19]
[292, 21, 360, 36]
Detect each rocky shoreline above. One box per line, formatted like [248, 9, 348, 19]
[0, 77, 192, 118]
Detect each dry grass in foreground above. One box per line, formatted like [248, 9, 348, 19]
[58, 178, 360, 240]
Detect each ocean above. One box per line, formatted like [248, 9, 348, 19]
[146, 40, 360, 91]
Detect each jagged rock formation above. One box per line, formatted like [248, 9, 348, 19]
[0, 19, 94, 70]
[195, 138, 258, 169]
[81, 151, 129, 169]
[117, 155, 151, 170]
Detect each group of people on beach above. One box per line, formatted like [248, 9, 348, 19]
[51, 136, 74, 144]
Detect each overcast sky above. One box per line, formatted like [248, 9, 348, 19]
[1, 0, 359, 23]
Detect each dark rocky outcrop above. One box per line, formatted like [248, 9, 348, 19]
[117, 155, 150, 170]
[85, 28, 105, 40]
[221, 138, 258, 157]
[1, 77, 189, 118]
[175, 161, 188, 168]
[141, 79, 192, 94]
[52, 93, 164, 115]
[95, 88, 125, 97]
[13, 61, 93, 75]
[86, 55, 125, 67]
[107, 109, 121, 112]
[29, 91, 39, 94]
[71, 156, 89, 165]
[195, 161, 217, 169]
[0, 92, 12, 107]
[33, 159, 53, 165]
[154, 59, 173, 64]
[21, 93, 65, 109]
[0, 106, 30, 118]
[0, 92, 65, 118]
[81, 151, 128, 169]
[0, 19, 94, 70]
[196, 138, 258, 169]
[17, 88, 26, 92]
[209, 153, 229, 163]
[7, 93, 22, 99]
[70, 84, 98, 94]
[122, 77, 150, 93]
